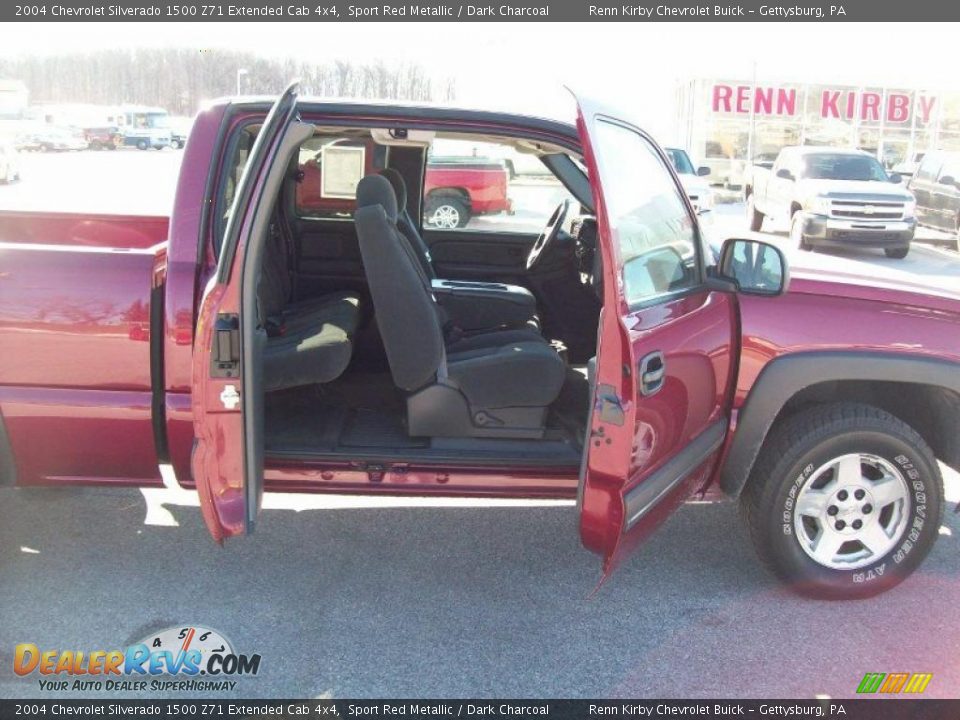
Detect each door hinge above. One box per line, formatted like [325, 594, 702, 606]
[211, 314, 240, 378]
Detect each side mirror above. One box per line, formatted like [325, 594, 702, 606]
[697, 166, 711, 177]
[775, 168, 794, 180]
[939, 175, 956, 187]
[717, 238, 789, 296]
[888, 172, 903, 184]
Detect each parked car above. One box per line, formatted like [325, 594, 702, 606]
[665, 147, 713, 214]
[892, 152, 926, 181]
[83, 126, 122, 150]
[0, 141, 20, 183]
[746, 146, 916, 258]
[907, 150, 960, 251]
[0, 86, 956, 601]
[423, 157, 513, 228]
[29, 126, 88, 152]
[168, 116, 194, 149]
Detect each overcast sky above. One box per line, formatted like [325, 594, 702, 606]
[2, 22, 955, 144]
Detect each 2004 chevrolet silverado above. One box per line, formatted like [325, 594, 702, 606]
[1, 84, 958, 599]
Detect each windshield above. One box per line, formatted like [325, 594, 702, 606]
[801, 153, 889, 182]
[666, 148, 696, 175]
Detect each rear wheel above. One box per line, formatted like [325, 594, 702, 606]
[741, 403, 943, 599]
[884, 247, 910, 259]
[136, 139, 149, 151]
[746, 193, 764, 231]
[790, 212, 811, 251]
[425, 196, 470, 229]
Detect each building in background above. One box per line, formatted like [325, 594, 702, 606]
[676, 78, 960, 190]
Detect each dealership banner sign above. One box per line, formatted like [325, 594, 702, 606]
[712, 84, 938, 124]
[6, 0, 960, 22]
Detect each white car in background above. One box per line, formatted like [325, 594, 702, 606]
[0, 140, 21, 183]
[665, 147, 714, 215]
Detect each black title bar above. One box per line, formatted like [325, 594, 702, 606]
[0, 700, 958, 720]
[6, 0, 960, 22]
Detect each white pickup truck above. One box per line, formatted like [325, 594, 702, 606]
[745, 146, 917, 259]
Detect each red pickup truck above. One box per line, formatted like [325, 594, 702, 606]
[297, 143, 510, 229]
[1, 84, 957, 600]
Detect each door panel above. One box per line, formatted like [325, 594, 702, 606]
[574, 94, 737, 577]
[423, 228, 537, 281]
[192, 82, 301, 542]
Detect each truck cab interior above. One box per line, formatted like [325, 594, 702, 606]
[220, 122, 603, 469]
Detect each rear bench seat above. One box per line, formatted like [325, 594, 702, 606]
[259, 221, 361, 392]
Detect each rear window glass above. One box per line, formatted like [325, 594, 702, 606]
[295, 137, 385, 219]
[214, 123, 258, 255]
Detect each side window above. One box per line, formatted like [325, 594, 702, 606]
[422, 138, 575, 232]
[592, 120, 700, 307]
[915, 155, 940, 183]
[295, 137, 384, 219]
[214, 124, 258, 255]
[936, 157, 960, 184]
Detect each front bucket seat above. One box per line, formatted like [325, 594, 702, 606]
[355, 174, 565, 439]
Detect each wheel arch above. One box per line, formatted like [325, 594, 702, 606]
[720, 351, 960, 498]
[426, 187, 471, 206]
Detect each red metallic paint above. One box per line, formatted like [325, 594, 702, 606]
[4, 97, 959, 580]
[573, 99, 737, 575]
[0, 212, 170, 485]
[423, 164, 511, 215]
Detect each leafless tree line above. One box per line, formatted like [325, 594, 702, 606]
[0, 49, 457, 114]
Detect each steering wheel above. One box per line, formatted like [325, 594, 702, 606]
[526, 199, 571, 271]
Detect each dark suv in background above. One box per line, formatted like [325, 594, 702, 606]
[908, 150, 960, 250]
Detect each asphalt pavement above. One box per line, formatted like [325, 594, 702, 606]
[0, 461, 958, 699]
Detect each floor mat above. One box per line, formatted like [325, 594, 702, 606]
[340, 408, 427, 448]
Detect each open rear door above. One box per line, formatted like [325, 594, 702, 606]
[574, 93, 738, 577]
[191, 82, 301, 542]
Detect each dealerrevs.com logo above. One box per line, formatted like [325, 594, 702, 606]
[14, 625, 261, 692]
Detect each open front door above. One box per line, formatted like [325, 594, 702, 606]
[575, 94, 738, 577]
[192, 82, 301, 542]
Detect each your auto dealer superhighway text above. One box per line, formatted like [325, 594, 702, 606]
[589, 4, 832, 16]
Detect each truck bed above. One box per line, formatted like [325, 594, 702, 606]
[0, 210, 169, 486]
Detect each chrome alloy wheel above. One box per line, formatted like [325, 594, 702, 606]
[429, 204, 461, 229]
[792, 453, 910, 570]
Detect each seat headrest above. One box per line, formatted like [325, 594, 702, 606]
[356, 174, 398, 224]
[379, 168, 408, 208]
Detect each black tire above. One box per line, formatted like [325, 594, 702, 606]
[746, 193, 764, 232]
[741, 402, 943, 600]
[425, 195, 471, 229]
[137, 139, 149, 151]
[884, 247, 909, 259]
[790, 211, 812, 251]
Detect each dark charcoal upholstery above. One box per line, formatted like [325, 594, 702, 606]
[258, 218, 361, 392]
[263, 293, 361, 392]
[377, 167, 540, 333]
[379, 168, 435, 280]
[355, 175, 446, 392]
[355, 174, 565, 435]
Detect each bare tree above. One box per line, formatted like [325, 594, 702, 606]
[0, 49, 457, 115]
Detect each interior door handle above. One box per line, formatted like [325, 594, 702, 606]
[638, 351, 666, 396]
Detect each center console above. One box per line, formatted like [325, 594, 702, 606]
[431, 279, 537, 331]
